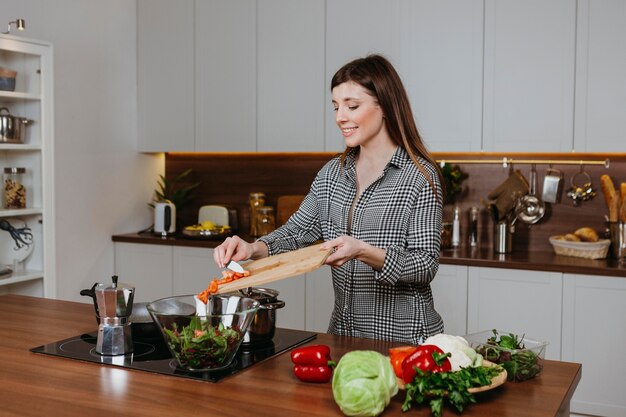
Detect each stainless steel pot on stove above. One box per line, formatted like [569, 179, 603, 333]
[238, 287, 285, 344]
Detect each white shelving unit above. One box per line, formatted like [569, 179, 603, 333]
[0, 34, 54, 298]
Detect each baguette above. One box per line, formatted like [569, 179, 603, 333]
[600, 174, 616, 210]
[609, 193, 619, 222]
[620, 182, 626, 223]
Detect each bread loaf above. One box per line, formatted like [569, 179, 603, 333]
[563, 233, 581, 242]
[600, 174, 616, 209]
[574, 227, 599, 242]
[619, 182, 626, 222]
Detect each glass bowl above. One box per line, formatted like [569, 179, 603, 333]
[147, 295, 259, 372]
[464, 330, 548, 382]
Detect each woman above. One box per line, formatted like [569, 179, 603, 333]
[214, 54, 444, 344]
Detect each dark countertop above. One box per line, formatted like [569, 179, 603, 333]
[112, 232, 626, 278]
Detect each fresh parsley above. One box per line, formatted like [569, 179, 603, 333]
[401, 365, 504, 417]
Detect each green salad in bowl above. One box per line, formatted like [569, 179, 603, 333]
[147, 295, 259, 371]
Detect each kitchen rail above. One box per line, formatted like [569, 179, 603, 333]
[1, 295, 580, 417]
[112, 232, 626, 278]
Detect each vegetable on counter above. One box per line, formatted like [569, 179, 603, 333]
[291, 344, 336, 383]
[332, 350, 399, 417]
[423, 334, 483, 371]
[389, 346, 418, 378]
[401, 364, 504, 417]
[400, 345, 451, 384]
[475, 329, 543, 382]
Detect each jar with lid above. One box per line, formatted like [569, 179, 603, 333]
[256, 206, 276, 236]
[4, 167, 26, 209]
[249, 192, 266, 236]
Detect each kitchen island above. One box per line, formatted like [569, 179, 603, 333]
[0, 295, 580, 417]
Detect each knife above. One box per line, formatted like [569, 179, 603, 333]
[226, 260, 245, 274]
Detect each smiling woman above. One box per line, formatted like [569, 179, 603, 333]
[213, 54, 445, 345]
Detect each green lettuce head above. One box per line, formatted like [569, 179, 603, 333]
[332, 350, 399, 417]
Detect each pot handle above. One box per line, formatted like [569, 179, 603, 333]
[0, 107, 10, 115]
[259, 300, 285, 310]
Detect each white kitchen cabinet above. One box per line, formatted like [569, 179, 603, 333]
[137, 0, 194, 152]
[264, 274, 306, 331]
[195, 0, 257, 152]
[562, 273, 626, 417]
[172, 246, 220, 295]
[325, 0, 484, 153]
[573, 0, 626, 152]
[305, 265, 333, 333]
[431, 265, 468, 337]
[467, 267, 562, 360]
[257, 0, 325, 152]
[0, 35, 55, 298]
[113, 242, 172, 303]
[482, 0, 576, 152]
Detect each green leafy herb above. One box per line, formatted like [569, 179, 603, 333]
[475, 329, 543, 382]
[163, 316, 242, 370]
[401, 366, 503, 417]
[150, 168, 201, 211]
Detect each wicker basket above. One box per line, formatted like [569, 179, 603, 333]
[549, 237, 610, 259]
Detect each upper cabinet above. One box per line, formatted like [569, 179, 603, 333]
[195, 0, 257, 152]
[257, 0, 325, 152]
[138, 1, 625, 153]
[573, 0, 626, 152]
[137, 0, 194, 152]
[138, 0, 325, 152]
[482, 0, 576, 152]
[325, 0, 484, 153]
[0, 35, 55, 298]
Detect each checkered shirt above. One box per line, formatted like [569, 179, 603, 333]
[259, 147, 444, 344]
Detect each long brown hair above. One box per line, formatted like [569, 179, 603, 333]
[331, 54, 444, 200]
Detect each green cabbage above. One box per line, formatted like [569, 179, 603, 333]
[332, 350, 399, 417]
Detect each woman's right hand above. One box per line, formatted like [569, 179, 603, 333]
[213, 235, 254, 268]
[213, 236, 269, 268]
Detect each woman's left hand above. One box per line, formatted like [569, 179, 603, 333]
[321, 236, 386, 270]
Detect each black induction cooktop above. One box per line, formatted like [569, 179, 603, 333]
[31, 326, 316, 383]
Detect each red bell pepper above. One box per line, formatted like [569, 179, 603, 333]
[401, 344, 451, 384]
[389, 346, 418, 378]
[290, 344, 336, 383]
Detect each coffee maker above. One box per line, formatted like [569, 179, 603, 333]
[92, 275, 135, 356]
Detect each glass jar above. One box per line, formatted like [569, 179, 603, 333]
[256, 206, 275, 236]
[249, 192, 266, 236]
[4, 167, 26, 209]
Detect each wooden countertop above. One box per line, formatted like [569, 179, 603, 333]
[113, 232, 626, 277]
[1, 295, 580, 417]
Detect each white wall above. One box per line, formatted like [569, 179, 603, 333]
[1, 0, 160, 301]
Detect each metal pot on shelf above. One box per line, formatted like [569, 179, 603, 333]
[0, 107, 32, 144]
[238, 287, 285, 344]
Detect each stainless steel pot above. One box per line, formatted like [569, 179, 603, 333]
[0, 107, 32, 144]
[238, 287, 285, 344]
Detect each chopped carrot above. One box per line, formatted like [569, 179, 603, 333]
[196, 268, 252, 303]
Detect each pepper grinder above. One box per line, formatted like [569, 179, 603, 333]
[451, 206, 461, 248]
[94, 275, 135, 356]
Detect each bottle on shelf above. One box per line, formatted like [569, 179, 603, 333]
[469, 206, 479, 247]
[452, 206, 461, 248]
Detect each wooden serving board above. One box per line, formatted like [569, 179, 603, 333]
[216, 243, 332, 294]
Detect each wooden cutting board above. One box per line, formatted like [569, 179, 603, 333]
[216, 243, 332, 294]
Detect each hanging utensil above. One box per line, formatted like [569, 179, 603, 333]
[541, 167, 563, 204]
[566, 167, 596, 206]
[515, 164, 546, 224]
